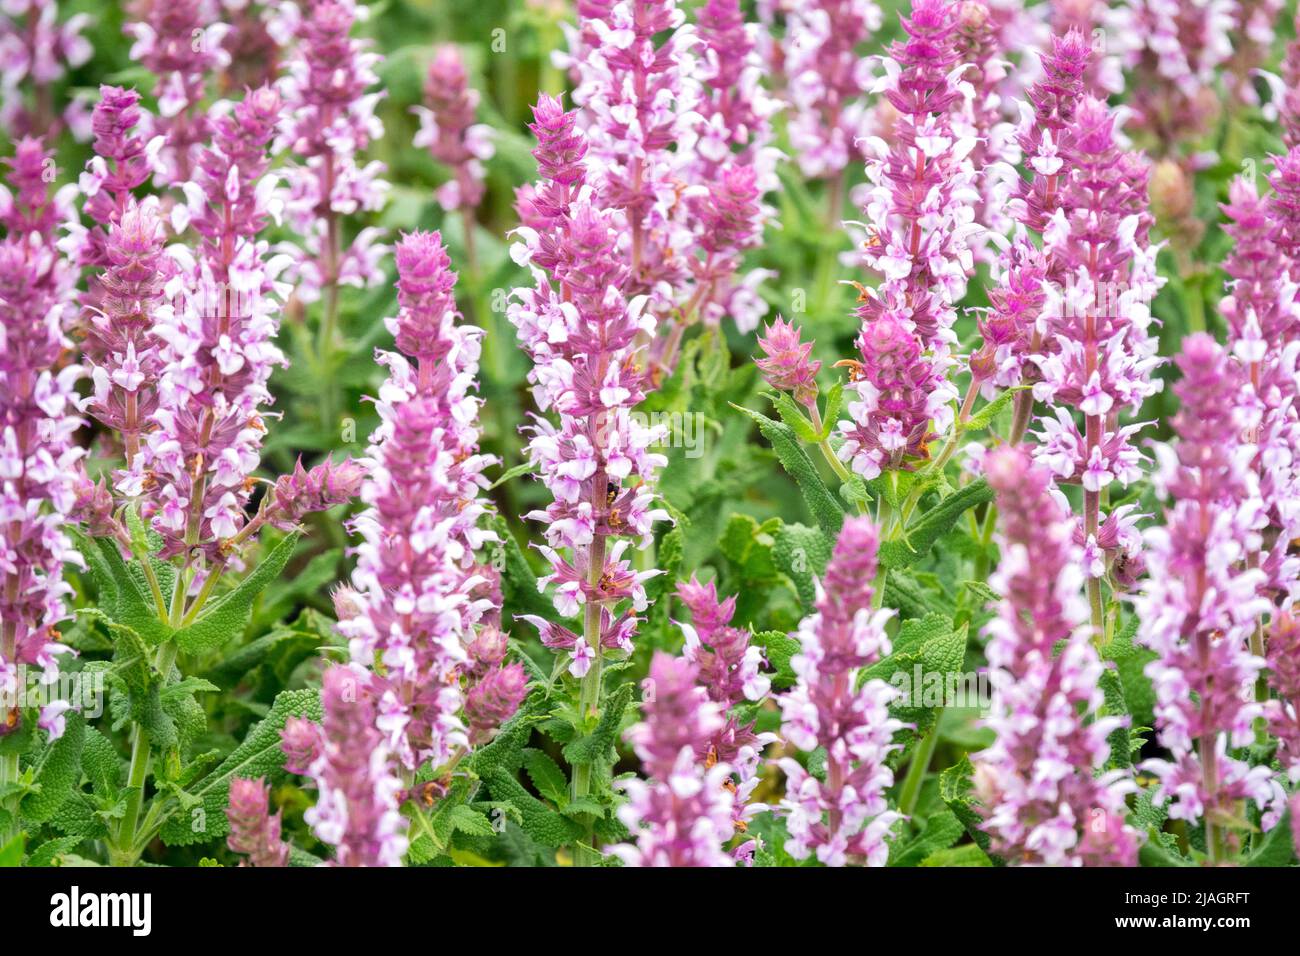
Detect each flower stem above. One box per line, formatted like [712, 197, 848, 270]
[898, 719, 942, 818]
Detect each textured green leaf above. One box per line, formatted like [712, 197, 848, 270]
[938, 755, 1004, 866]
[1138, 828, 1192, 867]
[883, 570, 944, 619]
[1246, 809, 1298, 867]
[732, 405, 845, 538]
[889, 808, 963, 866]
[448, 804, 497, 837]
[77, 534, 173, 646]
[865, 613, 968, 731]
[49, 794, 108, 841]
[483, 769, 582, 849]
[201, 626, 324, 688]
[468, 692, 545, 778]
[160, 688, 321, 846]
[964, 386, 1025, 433]
[81, 728, 123, 799]
[819, 380, 844, 439]
[1102, 616, 1156, 730]
[879, 479, 993, 569]
[173, 532, 301, 654]
[521, 748, 569, 806]
[92, 611, 176, 751]
[753, 630, 800, 691]
[20, 713, 85, 824]
[765, 391, 821, 443]
[1097, 668, 1133, 769]
[772, 522, 832, 609]
[564, 683, 633, 767]
[25, 836, 84, 867]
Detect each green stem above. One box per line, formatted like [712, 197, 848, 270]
[114, 585, 185, 866]
[0, 751, 18, 849]
[873, 492, 894, 610]
[1008, 389, 1034, 445]
[808, 404, 854, 487]
[898, 719, 942, 818]
[140, 560, 168, 620]
[570, 531, 606, 867]
[972, 504, 997, 582]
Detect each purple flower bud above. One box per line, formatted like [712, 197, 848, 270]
[837, 303, 956, 480]
[226, 776, 290, 867]
[464, 663, 527, 745]
[390, 229, 460, 363]
[754, 316, 821, 407]
[265, 457, 366, 531]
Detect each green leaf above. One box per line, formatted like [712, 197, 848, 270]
[173, 532, 302, 654]
[1097, 668, 1133, 769]
[490, 515, 563, 624]
[883, 569, 948, 619]
[25, 836, 85, 867]
[864, 613, 968, 731]
[201, 626, 325, 688]
[764, 391, 820, 444]
[160, 688, 321, 847]
[482, 769, 582, 849]
[489, 461, 538, 490]
[563, 683, 633, 767]
[91, 611, 176, 750]
[82, 728, 123, 800]
[938, 755, 1004, 866]
[1246, 809, 1298, 867]
[819, 381, 844, 439]
[448, 805, 497, 837]
[879, 479, 993, 569]
[521, 748, 569, 806]
[963, 386, 1026, 433]
[732, 404, 845, 538]
[1138, 828, 1192, 867]
[889, 809, 963, 866]
[753, 630, 800, 691]
[772, 522, 832, 609]
[1102, 616, 1156, 730]
[20, 713, 86, 824]
[467, 692, 546, 778]
[76, 534, 173, 646]
[920, 843, 992, 867]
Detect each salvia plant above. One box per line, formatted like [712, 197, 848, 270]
[1, 0, 1300, 872]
